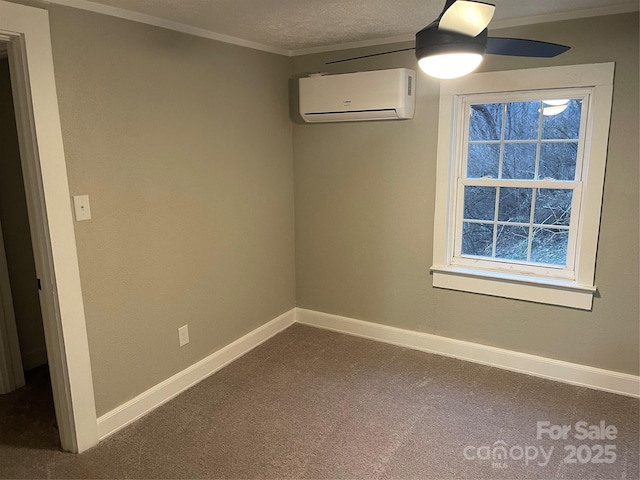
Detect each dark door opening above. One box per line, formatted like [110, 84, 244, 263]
[0, 48, 60, 451]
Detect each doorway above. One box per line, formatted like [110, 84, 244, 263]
[0, 53, 47, 391]
[0, 0, 98, 453]
[0, 48, 61, 449]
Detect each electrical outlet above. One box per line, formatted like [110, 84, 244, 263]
[178, 325, 189, 347]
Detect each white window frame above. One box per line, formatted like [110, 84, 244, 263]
[431, 63, 615, 310]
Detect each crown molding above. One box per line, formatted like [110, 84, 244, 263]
[489, 2, 639, 30]
[41, 0, 639, 58]
[290, 2, 640, 56]
[44, 0, 292, 56]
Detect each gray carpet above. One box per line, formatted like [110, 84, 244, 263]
[0, 323, 638, 479]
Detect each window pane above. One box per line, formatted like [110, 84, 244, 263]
[534, 189, 573, 226]
[542, 99, 582, 140]
[539, 142, 578, 180]
[462, 222, 493, 257]
[505, 101, 540, 140]
[463, 186, 496, 221]
[467, 144, 500, 178]
[502, 143, 536, 179]
[469, 103, 503, 141]
[498, 188, 532, 223]
[531, 228, 569, 265]
[495, 225, 529, 261]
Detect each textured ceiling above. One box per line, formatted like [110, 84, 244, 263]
[51, 0, 638, 52]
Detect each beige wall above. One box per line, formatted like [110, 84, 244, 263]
[292, 13, 639, 375]
[0, 58, 46, 371]
[48, 6, 296, 415]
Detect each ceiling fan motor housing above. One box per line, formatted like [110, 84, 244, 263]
[415, 26, 488, 61]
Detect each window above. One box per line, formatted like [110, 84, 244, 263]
[432, 64, 615, 310]
[457, 92, 586, 276]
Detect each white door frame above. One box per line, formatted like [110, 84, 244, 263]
[0, 0, 98, 453]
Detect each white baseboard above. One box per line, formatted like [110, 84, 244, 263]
[96, 306, 638, 441]
[296, 308, 640, 398]
[97, 308, 296, 440]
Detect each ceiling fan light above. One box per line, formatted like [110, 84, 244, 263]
[418, 52, 483, 79]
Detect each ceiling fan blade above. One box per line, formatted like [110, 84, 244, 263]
[439, 0, 495, 37]
[325, 47, 415, 65]
[486, 37, 570, 57]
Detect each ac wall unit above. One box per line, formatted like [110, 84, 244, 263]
[299, 68, 416, 123]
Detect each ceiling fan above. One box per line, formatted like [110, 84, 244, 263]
[328, 0, 570, 79]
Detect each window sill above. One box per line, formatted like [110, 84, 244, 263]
[430, 266, 596, 310]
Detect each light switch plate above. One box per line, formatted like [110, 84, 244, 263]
[73, 195, 91, 221]
[178, 325, 189, 347]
